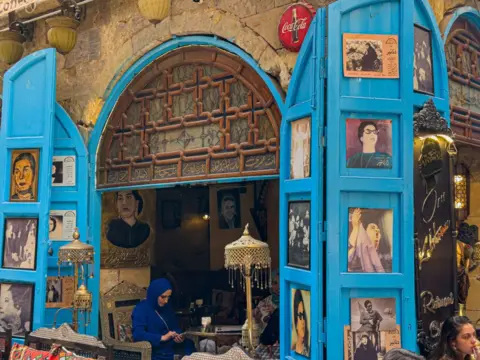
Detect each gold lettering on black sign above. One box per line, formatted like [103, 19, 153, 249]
[420, 291, 454, 314]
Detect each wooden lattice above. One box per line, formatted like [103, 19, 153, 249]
[445, 18, 480, 146]
[97, 47, 281, 188]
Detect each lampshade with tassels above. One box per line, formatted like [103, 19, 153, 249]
[225, 224, 271, 354]
[57, 228, 94, 332]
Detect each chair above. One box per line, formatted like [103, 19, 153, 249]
[25, 323, 113, 360]
[100, 281, 152, 360]
[0, 329, 12, 360]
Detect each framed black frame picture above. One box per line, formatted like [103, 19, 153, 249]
[288, 201, 311, 270]
[0, 282, 34, 337]
[2, 218, 38, 271]
[414, 24, 434, 95]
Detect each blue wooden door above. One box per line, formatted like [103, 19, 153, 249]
[0, 49, 57, 338]
[280, 10, 326, 360]
[324, 0, 448, 358]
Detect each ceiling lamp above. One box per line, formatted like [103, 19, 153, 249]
[0, 22, 26, 65]
[138, 0, 170, 24]
[46, 0, 81, 55]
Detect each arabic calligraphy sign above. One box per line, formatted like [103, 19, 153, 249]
[414, 103, 456, 357]
[0, 0, 36, 16]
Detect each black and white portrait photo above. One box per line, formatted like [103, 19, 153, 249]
[46, 278, 62, 304]
[288, 201, 311, 269]
[51, 160, 63, 184]
[0, 283, 33, 337]
[106, 190, 151, 249]
[217, 189, 241, 230]
[345, 40, 383, 73]
[345, 326, 402, 360]
[2, 218, 37, 270]
[414, 25, 434, 94]
[351, 298, 396, 358]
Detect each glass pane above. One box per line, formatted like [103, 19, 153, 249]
[257, 114, 275, 141]
[230, 118, 249, 144]
[202, 65, 225, 77]
[125, 102, 142, 126]
[146, 74, 165, 90]
[149, 97, 164, 123]
[172, 65, 195, 84]
[109, 136, 121, 159]
[202, 123, 221, 147]
[461, 50, 471, 74]
[149, 132, 166, 154]
[445, 42, 456, 67]
[172, 92, 194, 118]
[202, 87, 220, 113]
[124, 133, 142, 158]
[230, 82, 249, 108]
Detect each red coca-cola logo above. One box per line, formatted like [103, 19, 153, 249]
[278, 2, 315, 52]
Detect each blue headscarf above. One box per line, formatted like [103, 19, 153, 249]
[146, 278, 176, 318]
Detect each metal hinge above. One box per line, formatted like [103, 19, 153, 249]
[319, 56, 327, 79]
[322, 221, 328, 242]
[318, 317, 326, 343]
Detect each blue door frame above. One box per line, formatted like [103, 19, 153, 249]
[0, 0, 451, 356]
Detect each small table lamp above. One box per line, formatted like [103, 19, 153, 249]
[224, 224, 271, 354]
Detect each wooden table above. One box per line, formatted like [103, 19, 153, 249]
[185, 326, 242, 354]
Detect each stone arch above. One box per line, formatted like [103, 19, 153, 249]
[92, 8, 291, 113]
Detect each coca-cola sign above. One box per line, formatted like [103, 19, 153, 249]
[278, 2, 315, 52]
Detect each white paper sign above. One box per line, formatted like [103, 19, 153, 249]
[52, 156, 76, 187]
[49, 210, 77, 241]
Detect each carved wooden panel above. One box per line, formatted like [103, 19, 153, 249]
[97, 47, 281, 188]
[445, 18, 480, 146]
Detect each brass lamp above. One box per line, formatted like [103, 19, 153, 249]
[137, 0, 170, 24]
[58, 228, 94, 332]
[46, 0, 81, 55]
[225, 224, 271, 354]
[0, 22, 26, 65]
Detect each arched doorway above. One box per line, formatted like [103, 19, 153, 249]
[88, 38, 286, 340]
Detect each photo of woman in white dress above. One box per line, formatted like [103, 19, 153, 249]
[290, 118, 311, 179]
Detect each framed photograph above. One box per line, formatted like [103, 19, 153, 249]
[2, 218, 38, 270]
[348, 208, 393, 273]
[288, 201, 311, 269]
[217, 189, 241, 230]
[343, 34, 399, 79]
[52, 156, 76, 187]
[161, 200, 182, 229]
[10, 149, 40, 202]
[291, 288, 311, 358]
[351, 298, 397, 333]
[49, 210, 77, 241]
[414, 24, 434, 95]
[0, 283, 34, 337]
[346, 119, 392, 169]
[45, 276, 75, 308]
[290, 118, 311, 179]
[344, 325, 401, 360]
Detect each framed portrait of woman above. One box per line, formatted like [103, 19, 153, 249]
[9, 149, 40, 202]
[291, 288, 311, 358]
[0, 282, 34, 337]
[290, 118, 311, 180]
[2, 218, 38, 270]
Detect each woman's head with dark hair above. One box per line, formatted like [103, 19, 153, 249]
[430, 316, 478, 359]
[293, 289, 309, 352]
[384, 348, 424, 360]
[114, 190, 144, 219]
[357, 121, 378, 144]
[49, 216, 57, 232]
[12, 152, 36, 194]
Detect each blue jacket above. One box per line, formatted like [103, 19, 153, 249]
[132, 279, 189, 360]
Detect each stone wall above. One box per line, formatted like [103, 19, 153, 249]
[0, 0, 334, 134]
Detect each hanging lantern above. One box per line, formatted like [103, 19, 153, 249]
[137, 0, 170, 24]
[46, 16, 80, 55]
[0, 29, 25, 65]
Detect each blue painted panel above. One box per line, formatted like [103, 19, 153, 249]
[326, 0, 449, 358]
[281, 11, 325, 360]
[0, 49, 57, 339]
[43, 104, 88, 329]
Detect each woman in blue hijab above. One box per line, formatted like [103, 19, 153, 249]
[132, 278, 195, 360]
